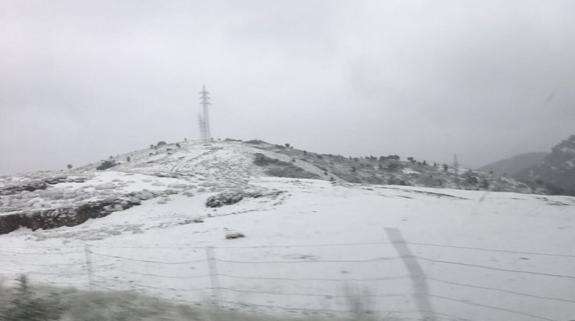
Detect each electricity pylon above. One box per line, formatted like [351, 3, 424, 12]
[453, 154, 460, 188]
[198, 85, 211, 143]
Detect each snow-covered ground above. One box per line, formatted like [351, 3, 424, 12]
[1, 141, 574, 321]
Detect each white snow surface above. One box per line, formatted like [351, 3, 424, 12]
[0, 141, 574, 321]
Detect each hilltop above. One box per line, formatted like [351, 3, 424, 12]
[0, 138, 536, 233]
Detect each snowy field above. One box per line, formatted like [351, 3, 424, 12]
[0, 141, 574, 321]
[1, 175, 574, 321]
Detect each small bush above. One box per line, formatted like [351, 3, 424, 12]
[253, 154, 319, 179]
[96, 160, 117, 171]
[265, 167, 319, 179]
[1, 275, 62, 321]
[253, 153, 281, 166]
[0, 277, 382, 321]
[388, 177, 408, 186]
[385, 161, 401, 171]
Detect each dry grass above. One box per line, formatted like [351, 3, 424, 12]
[0, 276, 394, 321]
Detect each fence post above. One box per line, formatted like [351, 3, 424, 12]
[84, 244, 94, 291]
[385, 228, 436, 321]
[205, 246, 221, 306]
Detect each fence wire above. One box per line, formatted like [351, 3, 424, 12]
[1, 239, 574, 321]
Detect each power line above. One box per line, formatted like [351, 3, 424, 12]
[215, 256, 401, 264]
[218, 273, 409, 282]
[0, 249, 83, 255]
[213, 241, 391, 249]
[217, 287, 409, 299]
[95, 280, 207, 293]
[4, 240, 571, 260]
[2, 261, 83, 267]
[407, 241, 575, 259]
[418, 256, 575, 280]
[90, 251, 205, 264]
[430, 294, 557, 321]
[427, 277, 575, 304]
[102, 269, 210, 280]
[0, 269, 86, 276]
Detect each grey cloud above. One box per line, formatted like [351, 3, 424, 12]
[1, 0, 574, 174]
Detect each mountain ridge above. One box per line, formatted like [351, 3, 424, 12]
[514, 135, 575, 195]
[479, 152, 548, 176]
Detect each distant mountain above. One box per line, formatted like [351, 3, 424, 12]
[479, 152, 548, 177]
[514, 135, 575, 195]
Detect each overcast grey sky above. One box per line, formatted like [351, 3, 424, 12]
[1, 0, 574, 175]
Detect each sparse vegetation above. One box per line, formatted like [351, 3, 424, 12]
[0, 277, 381, 321]
[0, 275, 62, 321]
[245, 139, 265, 145]
[253, 153, 320, 179]
[243, 140, 531, 193]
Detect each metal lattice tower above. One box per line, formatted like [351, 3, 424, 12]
[453, 154, 460, 187]
[198, 85, 211, 142]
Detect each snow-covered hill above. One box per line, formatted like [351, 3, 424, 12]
[479, 152, 548, 177]
[515, 135, 575, 195]
[0, 140, 574, 321]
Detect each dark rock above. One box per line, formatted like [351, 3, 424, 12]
[225, 231, 245, 239]
[96, 160, 118, 171]
[0, 175, 90, 196]
[206, 192, 245, 208]
[0, 181, 48, 196]
[0, 195, 142, 235]
[205, 190, 282, 208]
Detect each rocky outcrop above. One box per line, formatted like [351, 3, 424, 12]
[0, 181, 48, 196]
[0, 197, 137, 235]
[206, 190, 282, 208]
[0, 190, 175, 235]
[0, 176, 87, 196]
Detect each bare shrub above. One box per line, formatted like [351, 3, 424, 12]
[341, 284, 378, 321]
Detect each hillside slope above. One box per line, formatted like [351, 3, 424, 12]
[0, 139, 574, 321]
[515, 135, 575, 195]
[0, 139, 536, 234]
[479, 152, 548, 177]
[0, 177, 574, 321]
[242, 139, 532, 193]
